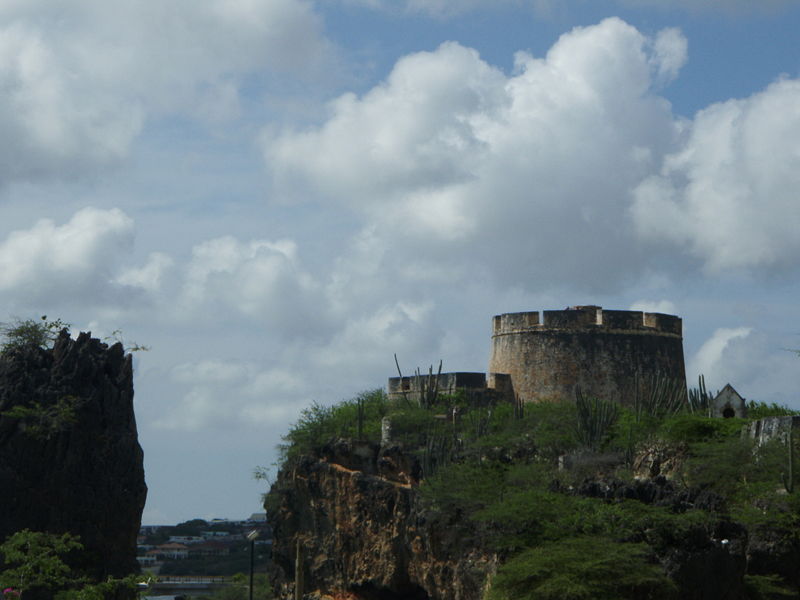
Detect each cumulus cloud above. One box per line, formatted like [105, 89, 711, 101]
[619, 0, 794, 12]
[0, 0, 333, 182]
[632, 77, 800, 273]
[266, 18, 685, 291]
[629, 299, 677, 315]
[180, 236, 327, 336]
[0, 207, 135, 304]
[342, 0, 795, 17]
[155, 358, 310, 431]
[689, 327, 800, 407]
[116, 252, 174, 293]
[691, 326, 752, 379]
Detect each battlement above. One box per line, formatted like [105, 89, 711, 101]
[492, 306, 681, 337]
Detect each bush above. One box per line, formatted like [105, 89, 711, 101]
[279, 389, 388, 459]
[0, 316, 69, 354]
[747, 401, 800, 419]
[487, 536, 677, 600]
[658, 414, 745, 444]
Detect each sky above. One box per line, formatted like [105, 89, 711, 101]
[1, 0, 799, 525]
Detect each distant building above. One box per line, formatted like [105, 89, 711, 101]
[712, 384, 747, 419]
[169, 535, 204, 544]
[154, 543, 189, 560]
[189, 541, 231, 558]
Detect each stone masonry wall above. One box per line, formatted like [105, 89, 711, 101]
[488, 306, 686, 405]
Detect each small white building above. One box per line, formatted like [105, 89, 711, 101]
[712, 384, 747, 419]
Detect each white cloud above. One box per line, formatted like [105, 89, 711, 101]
[632, 77, 800, 273]
[266, 18, 685, 290]
[342, 0, 795, 17]
[619, 0, 793, 12]
[155, 358, 313, 431]
[690, 326, 752, 379]
[629, 299, 677, 315]
[180, 236, 326, 335]
[650, 28, 687, 86]
[689, 327, 800, 407]
[0, 207, 135, 304]
[116, 252, 174, 293]
[0, 0, 333, 182]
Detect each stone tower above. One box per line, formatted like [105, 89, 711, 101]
[488, 305, 686, 406]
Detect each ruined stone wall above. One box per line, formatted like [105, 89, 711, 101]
[488, 306, 686, 405]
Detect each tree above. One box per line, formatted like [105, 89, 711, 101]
[0, 530, 136, 600]
[0, 530, 82, 596]
[0, 317, 69, 355]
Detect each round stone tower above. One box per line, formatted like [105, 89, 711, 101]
[488, 306, 686, 406]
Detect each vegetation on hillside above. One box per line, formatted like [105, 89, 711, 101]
[0, 530, 138, 600]
[271, 381, 800, 599]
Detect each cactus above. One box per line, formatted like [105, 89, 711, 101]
[394, 353, 413, 408]
[633, 371, 687, 421]
[574, 387, 619, 452]
[420, 431, 451, 479]
[687, 374, 714, 417]
[413, 360, 442, 409]
[513, 393, 525, 420]
[356, 395, 364, 441]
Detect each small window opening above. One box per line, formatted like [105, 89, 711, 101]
[722, 406, 735, 418]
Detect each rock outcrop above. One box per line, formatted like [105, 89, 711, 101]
[0, 330, 147, 579]
[269, 438, 800, 600]
[268, 440, 496, 600]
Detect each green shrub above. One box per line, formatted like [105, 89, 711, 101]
[747, 401, 800, 419]
[279, 389, 388, 459]
[0, 316, 70, 354]
[420, 461, 508, 514]
[1, 396, 84, 440]
[658, 414, 744, 444]
[487, 536, 677, 600]
[743, 574, 796, 599]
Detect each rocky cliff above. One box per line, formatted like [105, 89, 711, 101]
[268, 440, 496, 600]
[268, 438, 800, 600]
[0, 330, 147, 579]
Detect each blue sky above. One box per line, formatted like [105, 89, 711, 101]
[1, 0, 799, 524]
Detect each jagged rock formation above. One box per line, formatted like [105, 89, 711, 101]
[269, 441, 800, 600]
[0, 331, 147, 579]
[268, 440, 496, 600]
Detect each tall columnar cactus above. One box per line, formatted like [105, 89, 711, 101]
[574, 387, 619, 452]
[687, 374, 713, 417]
[414, 360, 442, 409]
[514, 393, 525, 420]
[633, 371, 687, 421]
[356, 396, 364, 441]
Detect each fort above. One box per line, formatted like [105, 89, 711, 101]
[389, 305, 686, 407]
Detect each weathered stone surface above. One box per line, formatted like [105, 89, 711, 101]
[488, 306, 686, 405]
[0, 330, 146, 579]
[271, 441, 787, 600]
[744, 415, 800, 446]
[267, 440, 496, 600]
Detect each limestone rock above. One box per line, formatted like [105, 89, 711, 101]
[267, 440, 496, 600]
[0, 330, 147, 579]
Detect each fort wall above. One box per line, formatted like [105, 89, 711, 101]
[387, 372, 513, 405]
[488, 305, 686, 406]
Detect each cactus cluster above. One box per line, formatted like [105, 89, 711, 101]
[574, 387, 619, 451]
